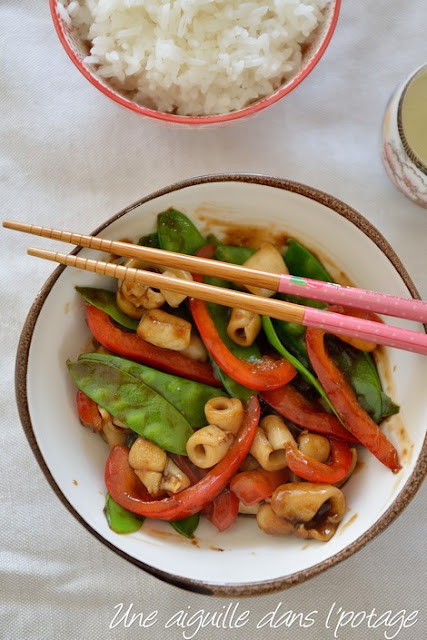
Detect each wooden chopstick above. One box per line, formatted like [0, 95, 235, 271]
[27, 247, 305, 323]
[4, 220, 279, 291]
[27, 246, 427, 356]
[4, 219, 427, 323]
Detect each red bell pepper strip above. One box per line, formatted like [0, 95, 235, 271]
[170, 456, 241, 524]
[207, 488, 240, 531]
[284, 438, 353, 483]
[261, 385, 359, 444]
[190, 296, 297, 390]
[306, 324, 401, 473]
[77, 390, 102, 431]
[230, 468, 289, 505]
[188, 246, 296, 391]
[105, 395, 260, 520]
[85, 304, 220, 387]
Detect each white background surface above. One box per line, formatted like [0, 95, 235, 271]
[1, 1, 426, 639]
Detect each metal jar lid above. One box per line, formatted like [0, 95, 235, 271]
[397, 64, 427, 174]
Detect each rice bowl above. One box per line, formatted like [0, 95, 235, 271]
[57, 0, 334, 118]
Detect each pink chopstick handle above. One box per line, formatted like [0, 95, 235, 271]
[302, 307, 427, 355]
[278, 274, 427, 322]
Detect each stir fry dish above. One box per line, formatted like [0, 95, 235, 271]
[67, 209, 401, 542]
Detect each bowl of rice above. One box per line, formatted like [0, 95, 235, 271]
[52, 0, 340, 126]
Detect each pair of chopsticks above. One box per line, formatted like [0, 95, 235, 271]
[3, 220, 427, 355]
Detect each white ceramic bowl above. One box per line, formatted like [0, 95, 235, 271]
[17, 175, 427, 595]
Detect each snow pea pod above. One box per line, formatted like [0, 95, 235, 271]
[214, 245, 255, 265]
[170, 514, 200, 538]
[210, 359, 253, 403]
[75, 287, 138, 331]
[206, 233, 221, 246]
[284, 239, 332, 284]
[138, 232, 160, 248]
[105, 493, 144, 534]
[204, 274, 259, 401]
[380, 391, 400, 420]
[157, 209, 206, 255]
[275, 240, 334, 364]
[262, 317, 339, 417]
[67, 359, 193, 454]
[274, 319, 311, 370]
[78, 352, 222, 429]
[358, 350, 398, 419]
[326, 337, 399, 423]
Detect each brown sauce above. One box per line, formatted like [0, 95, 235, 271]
[374, 346, 413, 465]
[143, 525, 202, 547]
[80, 335, 96, 354]
[143, 526, 190, 543]
[383, 414, 414, 466]
[353, 459, 366, 476]
[196, 210, 288, 249]
[339, 513, 358, 535]
[197, 210, 354, 285]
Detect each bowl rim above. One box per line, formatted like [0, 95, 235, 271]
[49, 0, 341, 125]
[16, 173, 427, 596]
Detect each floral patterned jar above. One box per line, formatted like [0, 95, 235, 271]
[382, 64, 427, 208]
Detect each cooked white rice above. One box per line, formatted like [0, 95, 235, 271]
[61, 0, 328, 116]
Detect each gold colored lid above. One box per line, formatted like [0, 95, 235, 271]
[397, 64, 427, 174]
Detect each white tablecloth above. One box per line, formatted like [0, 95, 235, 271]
[1, 1, 426, 639]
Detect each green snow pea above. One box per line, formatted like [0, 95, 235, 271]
[170, 514, 200, 539]
[210, 359, 253, 403]
[157, 209, 206, 255]
[138, 232, 160, 248]
[67, 359, 193, 454]
[380, 392, 400, 420]
[75, 287, 139, 331]
[204, 274, 258, 401]
[274, 319, 311, 370]
[78, 352, 223, 429]
[326, 336, 399, 423]
[105, 493, 144, 534]
[274, 240, 333, 365]
[206, 233, 221, 246]
[284, 239, 332, 285]
[359, 351, 398, 419]
[214, 245, 255, 265]
[262, 316, 340, 418]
